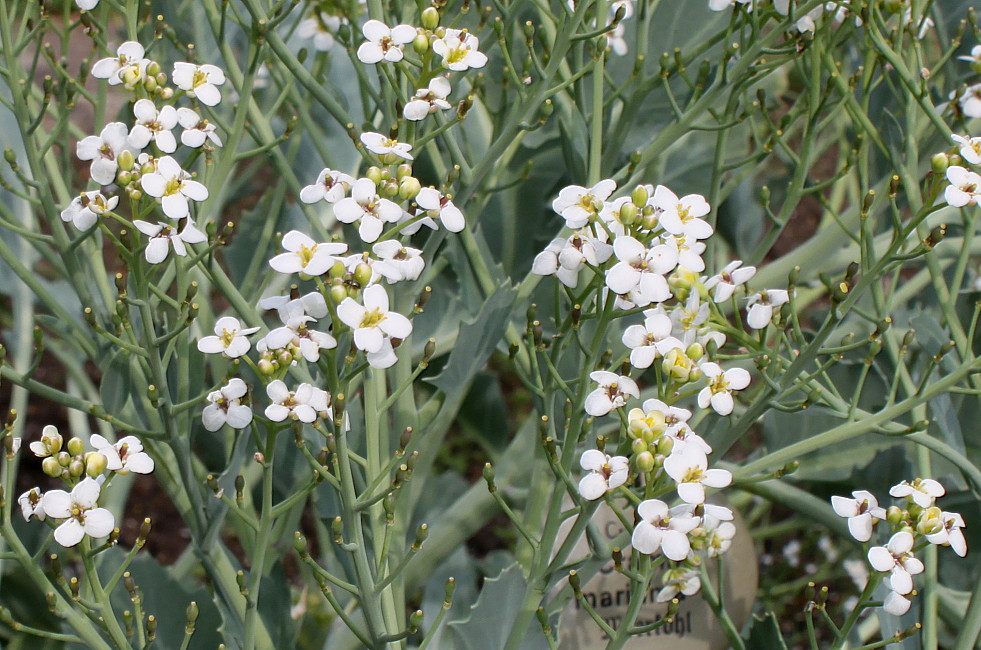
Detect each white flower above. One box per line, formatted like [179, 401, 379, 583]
[300, 168, 355, 204]
[959, 44, 981, 68]
[265, 381, 329, 423]
[18, 488, 45, 521]
[697, 362, 751, 416]
[746, 289, 790, 330]
[945, 166, 981, 208]
[263, 316, 337, 362]
[655, 567, 701, 601]
[577, 449, 629, 500]
[652, 185, 713, 240]
[662, 234, 706, 273]
[705, 521, 737, 557]
[413, 187, 465, 232]
[89, 434, 154, 474]
[133, 219, 207, 263]
[40, 478, 115, 547]
[269, 230, 348, 276]
[333, 178, 404, 242]
[584, 371, 639, 417]
[883, 590, 912, 616]
[668, 293, 709, 346]
[197, 316, 260, 358]
[202, 378, 253, 431]
[889, 478, 945, 508]
[298, 12, 342, 51]
[605, 236, 676, 305]
[952, 134, 981, 166]
[868, 531, 924, 595]
[60, 191, 119, 231]
[404, 77, 453, 121]
[532, 238, 580, 288]
[622, 310, 672, 368]
[924, 510, 967, 557]
[91, 41, 147, 86]
[177, 108, 223, 148]
[831, 490, 886, 542]
[29, 424, 63, 457]
[955, 84, 981, 119]
[172, 62, 226, 106]
[140, 155, 209, 219]
[360, 132, 414, 161]
[357, 20, 416, 64]
[663, 445, 731, 504]
[76, 122, 131, 185]
[128, 100, 178, 153]
[372, 240, 425, 282]
[257, 291, 329, 323]
[704, 260, 756, 302]
[76, 0, 100, 11]
[337, 284, 413, 358]
[606, 22, 628, 56]
[432, 28, 488, 71]
[551, 180, 617, 228]
[631, 499, 699, 560]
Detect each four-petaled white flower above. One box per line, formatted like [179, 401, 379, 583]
[264, 316, 337, 362]
[19, 488, 45, 521]
[300, 168, 355, 204]
[133, 219, 207, 263]
[372, 240, 425, 282]
[697, 362, 750, 416]
[360, 132, 414, 161]
[404, 77, 453, 121]
[265, 380, 329, 423]
[40, 478, 115, 547]
[177, 107, 223, 148]
[413, 187, 466, 232]
[631, 499, 699, 560]
[357, 20, 416, 64]
[91, 41, 147, 87]
[202, 378, 254, 431]
[705, 521, 737, 557]
[334, 178, 404, 243]
[551, 180, 617, 229]
[140, 155, 209, 219]
[652, 185, 714, 240]
[197, 316, 260, 358]
[128, 99, 178, 153]
[867, 531, 924, 596]
[336, 284, 413, 363]
[605, 236, 677, 305]
[889, 478, 945, 508]
[952, 134, 981, 166]
[61, 191, 119, 231]
[945, 166, 981, 207]
[29, 424, 63, 458]
[77, 122, 131, 185]
[172, 62, 226, 106]
[577, 449, 629, 500]
[704, 260, 756, 302]
[257, 291, 329, 323]
[432, 28, 488, 71]
[924, 510, 967, 558]
[89, 434, 154, 474]
[746, 289, 790, 330]
[656, 567, 701, 602]
[622, 310, 673, 368]
[831, 490, 886, 542]
[584, 371, 639, 417]
[663, 445, 732, 504]
[269, 230, 348, 277]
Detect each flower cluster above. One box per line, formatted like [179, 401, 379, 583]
[19, 425, 153, 547]
[832, 479, 967, 616]
[65, 42, 225, 264]
[942, 132, 981, 207]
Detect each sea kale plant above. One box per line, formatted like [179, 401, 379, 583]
[2, 0, 981, 648]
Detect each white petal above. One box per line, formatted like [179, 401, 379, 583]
[82, 508, 116, 538]
[578, 473, 609, 500]
[54, 520, 86, 547]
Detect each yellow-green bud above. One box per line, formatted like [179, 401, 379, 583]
[396, 163, 413, 179]
[140, 161, 156, 174]
[277, 350, 293, 367]
[117, 150, 135, 172]
[399, 176, 422, 200]
[635, 451, 656, 472]
[143, 76, 158, 93]
[931, 153, 950, 174]
[354, 263, 373, 286]
[159, 87, 174, 100]
[330, 284, 348, 304]
[121, 66, 141, 87]
[618, 201, 638, 226]
[421, 7, 440, 30]
[128, 188, 143, 201]
[656, 436, 674, 456]
[327, 260, 346, 279]
[641, 209, 659, 231]
[66, 437, 84, 456]
[686, 343, 704, 360]
[257, 359, 275, 375]
[42, 456, 62, 477]
[631, 438, 647, 455]
[950, 154, 964, 167]
[886, 505, 905, 525]
[412, 33, 430, 55]
[146, 61, 161, 77]
[69, 459, 85, 478]
[85, 451, 108, 477]
[366, 166, 384, 185]
[118, 171, 133, 185]
[57, 451, 71, 467]
[631, 185, 649, 207]
[381, 180, 399, 198]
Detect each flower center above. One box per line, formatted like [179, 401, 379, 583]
[192, 68, 209, 88]
[708, 375, 729, 394]
[220, 328, 238, 347]
[163, 176, 183, 196]
[360, 307, 386, 328]
[297, 243, 317, 266]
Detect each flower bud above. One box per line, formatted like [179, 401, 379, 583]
[631, 438, 647, 455]
[366, 166, 384, 185]
[381, 180, 399, 198]
[886, 505, 905, 525]
[257, 358, 275, 375]
[146, 61, 161, 77]
[399, 176, 422, 200]
[354, 263, 373, 286]
[686, 343, 704, 360]
[42, 456, 62, 477]
[631, 185, 649, 207]
[617, 201, 637, 226]
[635, 451, 656, 472]
[68, 458, 85, 478]
[66, 437, 83, 456]
[396, 163, 413, 180]
[329, 284, 348, 304]
[116, 149, 135, 173]
[656, 436, 674, 456]
[413, 33, 430, 55]
[421, 6, 440, 30]
[159, 87, 174, 100]
[143, 76, 158, 93]
[84, 451, 108, 477]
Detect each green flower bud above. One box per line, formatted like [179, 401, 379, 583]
[42, 456, 62, 477]
[631, 438, 647, 455]
[656, 436, 674, 456]
[686, 343, 704, 360]
[85, 451, 108, 477]
[69, 458, 85, 478]
[635, 451, 656, 472]
[399, 176, 422, 200]
[257, 358, 275, 375]
[886, 505, 905, 525]
[128, 188, 143, 201]
[354, 263, 373, 286]
[146, 61, 161, 77]
[412, 33, 430, 55]
[421, 6, 440, 30]
[159, 87, 174, 100]
[631, 185, 649, 207]
[57, 451, 71, 467]
[143, 76, 158, 93]
[117, 150, 135, 173]
[66, 437, 83, 456]
[396, 163, 413, 179]
[381, 180, 399, 198]
[618, 201, 637, 225]
[931, 152, 950, 174]
[330, 284, 348, 304]
[366, 166, 383, 185]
